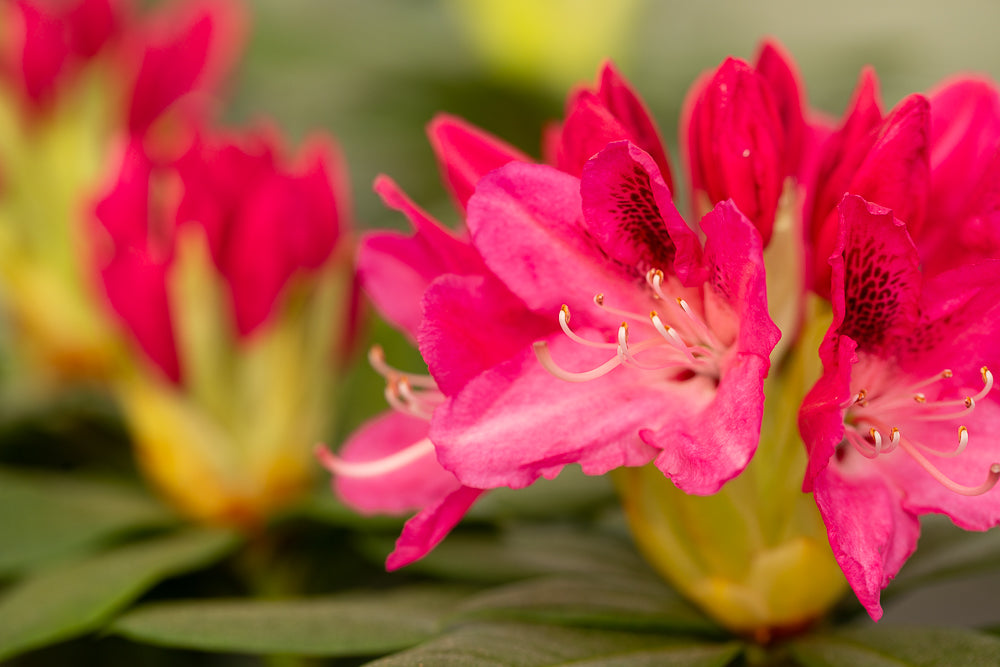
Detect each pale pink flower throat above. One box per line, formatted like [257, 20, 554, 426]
[534, 268, 724, 383]
[841, 365, 1000, 496]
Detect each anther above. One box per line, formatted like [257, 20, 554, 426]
[914, 393, 926, 403]
[594, 293, 605, 306]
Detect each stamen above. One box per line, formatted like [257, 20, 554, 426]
[869, 427, 882, 453]
[383, 377, 433, 419]
[675, 298, 723, 348]
[909, 425, 970, 458]
[315, 439, 436, 478]
[845, 429, 879, 459]
[897, 436, 1000, 496]
[650, 311, 698, 364]
[368, 345, 437, 388]
[558, 305, 616, 349]
[842, 389, 868, 409]
[534, 341, 623, 382]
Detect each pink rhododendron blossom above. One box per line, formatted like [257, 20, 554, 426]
[799, 194, 1000, 620]
[320, 51, 797, 570]
[323, 61, 678, 567]
[1, 0, 241, 126]
[94, 126, 347, 382]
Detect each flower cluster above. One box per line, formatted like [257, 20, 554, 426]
[0, 0, 355, 526]
[321, 41, 1000, 630]
[0, 0, 241, 384]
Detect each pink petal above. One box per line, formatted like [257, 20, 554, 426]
[596, 62, 674, 192]
[431, 335, 662, 491]
[699, 199, 780, 358]
[643, 353, 770, 494]
[101, 250, 179, 382]
[221, 174, 297, 336]
[807, 68, 883, 295]
[427, 114, 531, 211]
[128, 0, 244, 135]
[419, 273, 553, 396]
[928, 77, 1000, 217]
[813, 459, 920, 621]
[466, 162, 644, 319]
[754, 39, 806, 179]
[580, 141, 703, 283]
[66, 0, 122, 59]
[332, 411, 461, 516]
[799, 334, 858, 489]
[554, 89, 631, 177]
[10, 0, 71, 105]
[831, 195, 922, 353]
[642, 201, 779, 494]
[359, 176, 483, 339]
[902, 259, 1000, 373]
[385, 485, 483, 571]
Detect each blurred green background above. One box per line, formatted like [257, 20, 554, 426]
[228, 0, 1000, 234]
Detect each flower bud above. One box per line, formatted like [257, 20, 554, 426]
[805, 70, 929, 296]
[0, 0, 240, 390]
[95, 128, 354, 526]
[683, 50, 800, 245]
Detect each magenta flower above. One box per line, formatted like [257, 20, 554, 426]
[799, 194, 1000, 620]
[321, 62, 694, 568]
[324, 131, 779, 567]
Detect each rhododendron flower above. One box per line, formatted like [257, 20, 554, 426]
[320, 61, 695, 568]
[0, 0, 241, 385]
[94, 126, 353, 525]
[323, 137, 779, 567]
[799, 194, 1000, 620]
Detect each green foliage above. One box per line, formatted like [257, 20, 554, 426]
[0, 467, 176, 576]
[0, 528, 239, 661]
[365, 623, 743, 667]
[788, 626, 1000, 667]
[112, 586, 474, 657]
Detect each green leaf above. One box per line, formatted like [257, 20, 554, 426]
[887, 516, 1000, 597]
[0, 467, 176, 576]
[788, 626, 1000, 666]
[453, 574, 719, 636]
[112, 586, 473, 656]
[367, 622, 743, 667]
[387, 524, 651, 583]
[0, 527, 239, 661]
[466, 467, 616, 521]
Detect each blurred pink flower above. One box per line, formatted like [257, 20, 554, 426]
[2, 0, 241, 129]
[94, 126, 349, 382]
